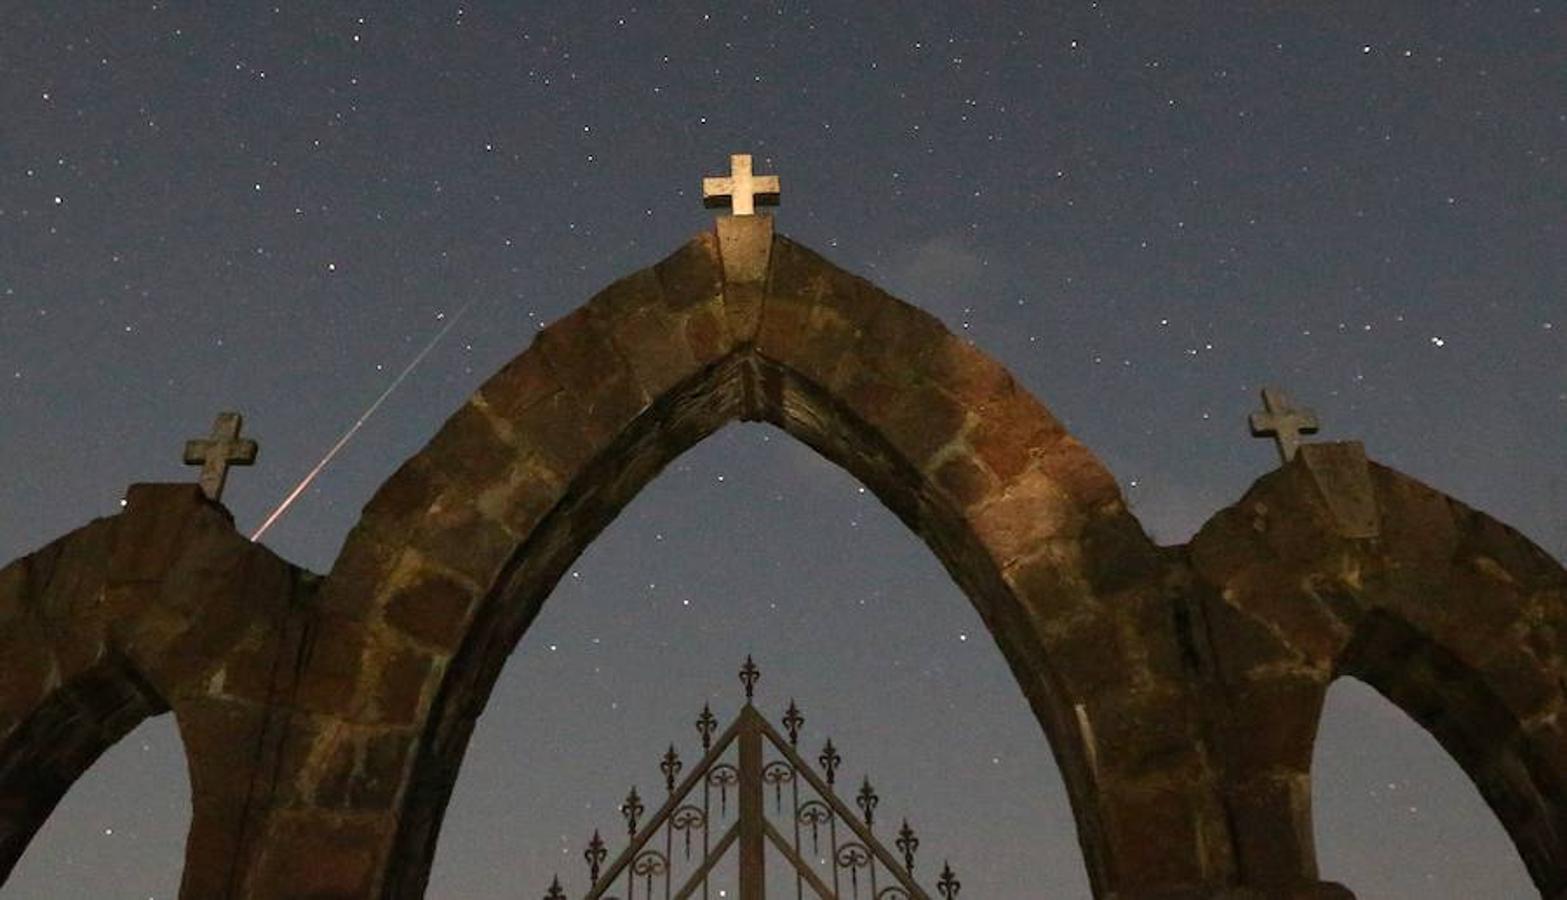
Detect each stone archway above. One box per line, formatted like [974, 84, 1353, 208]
[3, 224, 1565, 900]
[1188, 456, 1567, 897]
[229, 227, 1228, 899]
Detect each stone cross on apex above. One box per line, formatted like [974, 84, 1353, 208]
[1249, 387, 1319, 464]
[184, 411, 258, 502]
[703, 153, 780, 217]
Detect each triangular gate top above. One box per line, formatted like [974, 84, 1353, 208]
[545, 658, 962, 900]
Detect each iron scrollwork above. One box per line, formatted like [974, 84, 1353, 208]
[796, 800, 833, 855]
[670, 804, 706, 860]
[707, 762, 739, 816]
[762, 760, 794, 812]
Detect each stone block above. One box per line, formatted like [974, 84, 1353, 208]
[252, 811, 388, 898]
[421, 401, 517, 489]
[608, 303, 701, 399]
[371, 645, 439, 726]
[1101, 780, 1210, 890]
[1090, 688, 1202, 780]
[715, 214, 773, 285]
[966, 387, 1064, 484]
[931, 451, 996, 512]
[382, 563, 477, 651]
[1221, 673, 1327, 776]
[653, 233, 723, 312]
[969, 470, 1076, 568]
[536, 305, 649, 427]
[406, 495, 517, 589]
[294, 613, 372, 717]
[476, 345, 560, 421]
[682, 302, 732, 364]
[316, 726, 416, 810]
[355, 456, 448, 541]
[109, 484, 205, 583]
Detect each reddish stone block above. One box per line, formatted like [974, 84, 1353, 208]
[316, 727, 416, 810]
[682, 303, 732, 364]
[967, 388, 1065, 484]
[608, 304, 701, 399]
[508, 389, 612, 479]
[968, 471, 1077, 568]
[1102, 780, 1211, 890]
[407, 497, 517, 589]
[294, 613, 372, 717]
[318, 525, 401, 619]
[1221, 673, 1327, 777]
[588, 266, 665, 321]
[1044, 614, 1135, 698]
[109, 484, 206, 583]
[175, 696, 272, 803]
[756, 281, 818, 364]
[924, 336, 1017, 410]
[371, 645, 438, 725]
[537, 306, 649, 426]
[356, 456, 448, 541]
[653, 233, 722, 311]
[251, 811, 389, 898]
[1224, 773, 1316, 886]
[1090, 688, 1204, 780]
[383, 565, 477, 651]
[421, 402, 516, 488]
[932, 451, 996, 512]
[774, 304, 857, 390]
[859, 293, 949, 378]
[477, 346, 560, 420]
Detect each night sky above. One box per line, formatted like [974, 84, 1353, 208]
[2, 4, 1563, 898]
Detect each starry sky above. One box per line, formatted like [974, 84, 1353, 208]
[2, 3, 1563, 898]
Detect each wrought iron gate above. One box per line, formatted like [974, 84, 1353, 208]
[542, 658, 961, 900]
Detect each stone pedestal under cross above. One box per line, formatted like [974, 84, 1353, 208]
[184, 412, 258, 502]
[702, 154, 780, 217]
[1249, 387, 1319, 464]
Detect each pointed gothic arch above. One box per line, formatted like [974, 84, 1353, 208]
[4, 227, 1565, 899]
[1189, 459, 1567, 897]
[246, 230, 1226, 899]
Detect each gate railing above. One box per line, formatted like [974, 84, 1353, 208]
[542, 658, 961, 900]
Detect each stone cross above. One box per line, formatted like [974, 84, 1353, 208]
[702, 153, 780, 216]
[1249, 387, 1319, 464]
[183, 412, 258, 502]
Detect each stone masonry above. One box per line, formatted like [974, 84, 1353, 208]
[2, 229, 1564, 899]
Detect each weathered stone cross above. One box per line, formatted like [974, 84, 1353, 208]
[183, 412, 258, 502]
[702, 153, 780, 216]
[1249, 387, 1319, 464]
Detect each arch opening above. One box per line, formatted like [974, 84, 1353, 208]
[1, 658, 190, 897]
[383, 329, 1123, 896]
[1312, 675, 1533, 898]
[424, 422, 1093, 898]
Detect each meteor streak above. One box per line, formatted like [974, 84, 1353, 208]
[251, 300, 475, 542]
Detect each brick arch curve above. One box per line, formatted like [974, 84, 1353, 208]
[0, 518, 167, 882]
[289, 231, 1225, 899]
[0, 486, 321, 900]
[1190, 459, 1567, 896]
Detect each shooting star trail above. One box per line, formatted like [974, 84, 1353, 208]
[251, 300, 476, 542]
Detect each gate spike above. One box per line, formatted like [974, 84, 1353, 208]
[897, 819, 919, 871]
[938, 861, 962, 898]
[856, 776, 879, 827]
[819, 738, 841, 786]
[621, 786, 645, 836]
[544, 874, 566, 900]
[782, 699, 804, 745]
[696, 703, 718, 751]
[661, 744, 683, 792]
[585, 829, 607, 883]
[739, 655, 760, 702]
